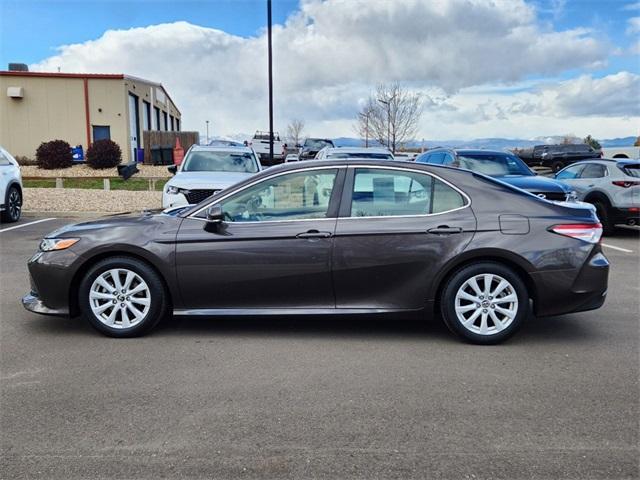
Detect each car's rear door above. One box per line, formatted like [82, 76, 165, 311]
[332, 166, 477, 310]
[175, 167, 345, 309]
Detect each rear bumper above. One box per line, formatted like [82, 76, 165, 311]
[532, 251, 609, 317]
[611, 207, 640, 226]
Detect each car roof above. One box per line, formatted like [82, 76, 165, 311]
[422, 148, 513, 156]
[190, 145, 254, 153]
[324, 147, 392, 153]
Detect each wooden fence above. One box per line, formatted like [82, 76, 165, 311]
[142, 131, 199, 164]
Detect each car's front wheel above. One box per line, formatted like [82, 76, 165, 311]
[79, 256, 168, 337]
[1, 185, 22, 223]
[440, 262, 528, 344]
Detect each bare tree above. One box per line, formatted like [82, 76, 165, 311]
[286, 119, 306, 147]
[354, 83, 423, 153]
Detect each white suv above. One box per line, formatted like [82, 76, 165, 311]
[314, 147, 394, 160]
[555, 159, 640, 233]
[162, 145, 261, 208]
[0, 145, 23, 223]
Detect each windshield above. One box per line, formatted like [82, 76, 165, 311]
[457, 153, 532, 176]
[304, 139, 332, 149]
[327, 152, 393, 160]
[182, 151, 259, 173]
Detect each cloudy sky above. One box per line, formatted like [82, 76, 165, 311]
[1, 0, 638, 141]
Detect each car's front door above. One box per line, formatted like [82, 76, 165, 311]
[332, 166, 476, 309]
[175, 167, 344, 309]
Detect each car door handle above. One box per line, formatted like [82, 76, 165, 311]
[296, 229, 333, 239]
[427, 226, 463, 235]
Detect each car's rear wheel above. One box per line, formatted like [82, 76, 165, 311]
[440, 262, 528, 344]
[1, 186, 22, 223]
[79, 256, 167, 337]
[551, 160, 565, 173]
[591, 200, 614, 235]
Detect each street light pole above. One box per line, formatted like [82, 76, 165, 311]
[267, 0, 274, 164]
[205, 120, 210, 144]
[377, 98, 390, 150]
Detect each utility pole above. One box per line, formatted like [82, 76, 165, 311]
[377, 98, 391, 151]
[267, 0, 274, 164]
[205, 120, 210, 144]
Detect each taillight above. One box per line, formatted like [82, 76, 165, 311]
[549, 223, 603, 244]
[612, 180, 640, 188]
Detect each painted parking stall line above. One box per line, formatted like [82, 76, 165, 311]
[601, 243, 634, 254]
[0, 218, 57, 233]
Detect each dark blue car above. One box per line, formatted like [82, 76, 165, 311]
[416, 148, 573, 201]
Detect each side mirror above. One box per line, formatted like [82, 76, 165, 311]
[206, 205, 224, 224]
[167, 165, 177, 175]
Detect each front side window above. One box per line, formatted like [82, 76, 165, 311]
[221, 169, 338, 222]
[555, 164, 584, 180]
[182, 151, 260, 173]
[350, 168, 465, 217]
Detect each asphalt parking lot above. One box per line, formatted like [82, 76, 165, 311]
[1, 214, 639, 479]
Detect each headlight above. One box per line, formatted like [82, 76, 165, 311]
[566, 190, 578, 202]
[166, 185, 181, 195]
[39, 238, 79, 251]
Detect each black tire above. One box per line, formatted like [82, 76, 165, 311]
[591, 200, 615, 235]
[1, 185, 22, 223]
[551, 160, 565, 173]
[78, 256, 168, 337]
[440, 262, 529, 345]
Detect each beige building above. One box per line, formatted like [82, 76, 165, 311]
[0, 70, 181, 162]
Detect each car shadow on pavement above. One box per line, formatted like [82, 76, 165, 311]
[25, 311, 598, 345]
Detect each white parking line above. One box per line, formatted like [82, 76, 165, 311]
[601, 243, 634, 253]
[0, 218, 56, 233]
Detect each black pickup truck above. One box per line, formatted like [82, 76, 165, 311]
[519, 144, 602, 172]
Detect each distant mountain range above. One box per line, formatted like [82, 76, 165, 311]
[331, 136, 638, 150]
[219, 134, 637, 150]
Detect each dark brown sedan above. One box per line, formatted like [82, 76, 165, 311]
[23, 160, 609, 344]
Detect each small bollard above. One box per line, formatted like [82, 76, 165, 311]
[55, 178, 64, 189]
[103, 178, 110, 191]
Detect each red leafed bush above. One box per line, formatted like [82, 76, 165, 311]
[35, 140, 73, 169]
[86, 139, 122, 169]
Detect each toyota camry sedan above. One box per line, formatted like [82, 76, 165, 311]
[22, 160, 609, 344]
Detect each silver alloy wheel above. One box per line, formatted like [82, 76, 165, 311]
[89, 268, 151, 329]
[8, 188, 21, 220]
[454, 273, 518, 336]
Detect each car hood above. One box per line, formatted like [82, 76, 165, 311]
[494, 175, 570, 193]
[167, 171, 255, 190]
[44, 210, 181, 241]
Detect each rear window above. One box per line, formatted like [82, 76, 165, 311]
[619, 163, 640, 178]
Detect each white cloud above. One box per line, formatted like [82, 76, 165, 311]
[30, 0, 627, 140]
[627, 16, 640, 34]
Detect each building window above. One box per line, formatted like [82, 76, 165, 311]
[170, 115, 175, 131]
[143, 101, 151, 131]
[92, 125, 111, 141]
[162, 111, 168, 131]
[176, 118, 180, 131]
[154, 107, 161, 131]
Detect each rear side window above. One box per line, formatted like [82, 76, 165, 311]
[0, 151, 11, 166]
[350, 168, 465, 217]
[580, 164, 606, 179]
[619, 163, 640, 178]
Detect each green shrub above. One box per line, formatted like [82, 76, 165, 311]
[35, 140, 73, 169]
[86, 139, 122, 169]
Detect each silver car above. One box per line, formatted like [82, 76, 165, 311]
[163, 145, 261, 208]
[554, 159, 640, 233]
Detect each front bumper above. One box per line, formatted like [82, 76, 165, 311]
[22, 292, 69, 316]
[162, 191, 189, 209]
